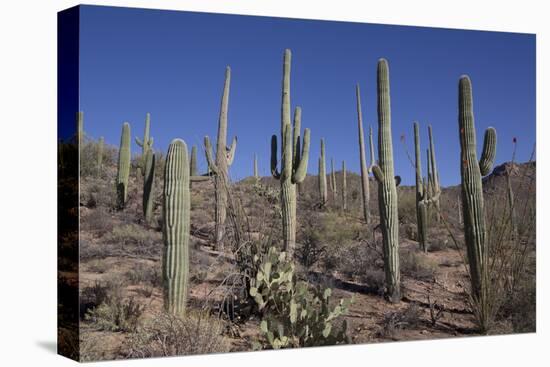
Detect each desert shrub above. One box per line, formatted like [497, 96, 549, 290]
[86, 259, 109, 274]
[398, 190, 417, 224]
[127, 311, 230, 358]
[359, 269, 386, 295]
[124, 262, 162, 287]
[81, 208, 114, 235]
[296, 217, 326, 269]
[103, 224, 160, 258]
[82, 180, 117, 209]
[250, 246, 353, 349]
[400, 250, 437, 281]
[323, 240, 382, 280]
[381, 303, 422, 338]
[498, 273, 536, 333]
[85, 296, 144, 332]
[79, 281, 110, 319]
[427, 237, 448, 252]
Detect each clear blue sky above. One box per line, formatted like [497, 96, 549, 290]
[78, 5, 535, 187]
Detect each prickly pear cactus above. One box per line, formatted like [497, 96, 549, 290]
[116, 122, 131, 209]
[458, 75, 497, 312]
[270, 49, 311, 258]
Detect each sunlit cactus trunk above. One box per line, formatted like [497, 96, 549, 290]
[270, 49, 311, 258]
[254, 154, 259, 179]
[97, 136, 104, 177]
[135, 113, 154, 174]
[458, 75, 497, 330]
[318, 138, 327, 206]
[116, 122, 131, 209]
[356, 85, 372, 224]
[190, 145, 198, 176]
[342, 160, 347, 211]
[372, 59, 401, 303]
[204, 66, 237, 249]
[428, 125, 441, 222]
[77, 111, 84, 147]
[414, 122, 428, 251]
[143, 149, 156, 224]
[162, 139, 191, 316]
[330, 158, 337, 203]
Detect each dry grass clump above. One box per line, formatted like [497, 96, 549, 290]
[400, 250, 437, 281]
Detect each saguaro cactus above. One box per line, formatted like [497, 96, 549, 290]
[270, 49, 311, 258]
[356, 85, 372, 224]
[428, 125, 441, 222]
[162, 139, 191, 315]
[77, 111, 84, 146]
[458, 75, 497, 324]
[97, 136, 104, 177]
[371, 59, 401, 303]
[254, 154, 259, 179]
[342, 160, 347, 211]
[204, 66, 237, 248]
[190, 145, 198, 177]
[318, 138, 328, 206]
[330, 158, 337, 202]
[143, 149, 156, 224]
[135, 113, 154, 173]
[116, 122, 131, 209]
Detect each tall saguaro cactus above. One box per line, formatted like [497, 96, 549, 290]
[355, 85, 372, 224]
[270, 49, 311, 258]
[77, 111, 84, 147]
[428, 125, 441, 222]
[254, 154, 259, 179]
[97, 136, 104, 177]
[204, 66, 238, 248]
[371, 59, 401, 303]
[162, 139, 191, 315]
[342, 160, 347, 211]
[318, 138, 328, 206]
[116, 122, 131, 209]
[458, 75, 497, 327]
[190, 145, 198, 177]
[135, 113, 154, 173]
[143, 149, 156, 224]
[330, 158, 337, 202]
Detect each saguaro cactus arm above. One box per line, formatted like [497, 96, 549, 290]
[204, 136, 219, 175]
[479, 128, 497, 175]
[271, 135, 281, 179]
[227, 136, 237, 166]
[292, 128, 310, 183]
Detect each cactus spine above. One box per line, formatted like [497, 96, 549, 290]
[143, 149, 156, 224]
[318, 138, 328, 206]
[270, 49, 311, 258]
[371, 59, 400, 303]
[356, 85, 374, 224]
[458, 75, 497, 327]
[204, 67, 237, 248]
[190, 145, 198, 177]
[135, 113, 154, 173]
[162, 139, 191, 315]
[116, 122, 131, 209]
[342, 160, 347, 211]
[97, 136, 104, 177]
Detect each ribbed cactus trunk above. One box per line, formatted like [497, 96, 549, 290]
[135, 113, 153, 174]
[372, 59, 401, 303]
[270, 49, 310, 259]
[77, 111, 84, 147]
[143, 149, 156, 224]
[97, 136, 104, 177]
[458, 75, 497, 330]
[204, 67, 237, 249]
[413, 122, 428, 251]
[116, 122, 131, 209]
[342, 160, 347, 211]
[318, 138, 327, 206]
[428, 125, 441, 222]
[190, 145, 198, 177]
[457, 194, 463, 225]
[162, 139, 191, 316]
[330, 158, 337, 203]
[356, 85, 371, 224]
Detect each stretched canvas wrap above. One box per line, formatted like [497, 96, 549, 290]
[57, 4, 536, 362]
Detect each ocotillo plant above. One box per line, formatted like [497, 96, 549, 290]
[458, 75, 497, 331]
[356, 85, 371, 224]
[162, 139, 191, 315]
[135, 113, 154, 173]
[116, 122, 131, 209]
[190, 145, 198, 176]
[270, 49, 311, 258]
[143, 149, 155, 224]
[318, 138, 328, 206]
[342, 160, 347, 211]
[428, 125, 441, 222]
[204, 66, 237, 248]
[330, 158, 337, 202]
[97, 136, 104, 177]
[371, 59, 401, 303]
